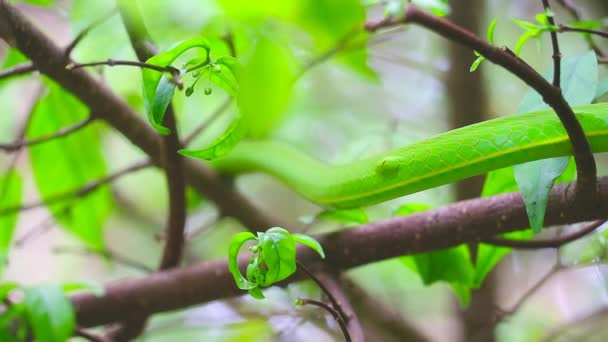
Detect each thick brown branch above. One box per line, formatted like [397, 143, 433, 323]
[0, 116, 94, 152]
[483, 219, 605, 249]
[367, 4, 597, 201]
[71, 178, 608, 327]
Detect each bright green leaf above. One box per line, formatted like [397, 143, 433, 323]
[0, 171, 22, 271]
[61, 282, 104, 296]
[469, 56, 484, 72]
[293, 234, 325, 259]
[179, 116, 246, 160]
[0, 283, 18, 301]
[487, 18, 498, 43]
[28, 81, 112, 250]
[413, 0, 450, 17]
[228, 232, 258, 290]
[258, 227, 297, 286]
[209, 60, 240, 97]
[23, 285, 75, 342]
[143, 37, 210, 134]
[394, 203, 432, 216]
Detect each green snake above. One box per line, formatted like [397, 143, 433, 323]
[211, 103, 608, 208]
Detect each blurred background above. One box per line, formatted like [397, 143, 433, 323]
[2, 0, 608, 341]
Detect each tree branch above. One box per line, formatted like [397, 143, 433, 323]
[71, 177, 608, 328]
[558, 25, 608, 39]
[555, 0, 605, 56]
[366, 4, 597, 201]
[483, 219, 605, 249]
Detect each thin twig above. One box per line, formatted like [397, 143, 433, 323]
[296, 260, 343, 318]
[0, 159, 151, 216]
[483, 220, 605, 249]
[542, 0, 562, 88]
[64, 9, 118, 58]
[183, 97, 232, 146]
[558, 25, 608, 39]
[555, 0, 605, 56]
[297, 297, 351, 342]
[66, 59, 181, 88]
[0, 116, 95, 152]
[54, 246, 154, 273]
[0, 62, 35, 81]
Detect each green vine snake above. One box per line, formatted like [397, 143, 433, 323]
[211, 103, 608, 208]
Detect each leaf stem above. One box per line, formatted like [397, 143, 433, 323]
[297, 297, 352, 342]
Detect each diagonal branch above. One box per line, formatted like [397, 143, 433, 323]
[0, 61, 35, 81]
[0, 116, 95, 152]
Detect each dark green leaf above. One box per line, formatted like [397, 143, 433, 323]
[228, 232, 258, 290]
[0, 171, 22, 271]
[293, 234, 325, 259]
[179, 116, 246, 160]
[23, 285, 75, 342]
[142, 37, 210, 134]
[28, 81, 112, 250]
[258, 227, 297, 286]
[401, 245, 474, 306]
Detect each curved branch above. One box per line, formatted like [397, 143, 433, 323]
[297, 297, 351, 342]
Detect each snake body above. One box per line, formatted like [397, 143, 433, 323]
[211, 103, 608, 208]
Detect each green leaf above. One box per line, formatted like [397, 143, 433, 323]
[142, 37, 210, 134]
[469, 56, 484, 72]
[209, 59, 240, 97]
[257, 227, 297, 286]
[28, 81, 112, 250]
[148, 75, 176, 135]
[316, 208, 368, 224]
[0, 283, 18, 301]
[23, 285, 75, 342]
[228, 232, 258, 290]
[487, 18, 498, 43]
[61, 282, 104, 296]
[17, 0, 54, 6]
[179, 116, 247, 160]
[394, 203, 432, 216]
[514, 51, 598, 234]
[481, 166, 518, 197]
[238, 36, 296, 138]
[292, 234, 325, 259]
[401, 245, 474, 307]
[413, 0, 450, 17]
[0, 171, 22, 271]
